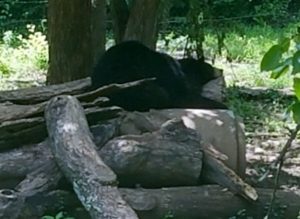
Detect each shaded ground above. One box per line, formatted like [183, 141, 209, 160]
[226, 87, 300, 196]
[246, 134, 300, 193]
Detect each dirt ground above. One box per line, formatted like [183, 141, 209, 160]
[245, 134, 300, 195]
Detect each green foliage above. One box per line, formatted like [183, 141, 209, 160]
[261, 45, 284, 71]
[261, 26, 300, 123]
[0, 0, 46, 31]
[0, 24, 47, 90]
[226, 87, 290, 133]
[162, 211, 175, 219]
[204, 24, 287, 62]
[2, 30, 22, 47]
[42, 211, 74, 219]
[0, 60, 10, 76]
[253, 0, 291, 25]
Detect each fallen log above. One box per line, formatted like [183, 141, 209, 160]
[45, 95, 138, 219]
[0, 106, 123, 151]
[0, 95, 294, 218]
[47, 95, 256, 197]
[0, 106, 249, 195]
[0, 117, 46, 151]
[0, 78, 156, 151]
[0, 77, 155, 105]
[0, 78, 90, 104]
[1, 186, 299, 219]
[0, 102, 46, 123]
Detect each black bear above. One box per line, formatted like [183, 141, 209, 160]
[176, 57, 226, 108]
[91, 40, 227, 111]
[178, 57, 223, 92]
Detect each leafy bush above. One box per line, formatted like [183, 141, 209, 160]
[0, 24, 48, 90]
[261, 26, 300, 123]
[0, 60, 10, 76]
[0, 24, 48, 73]
[42, 211, 74, 219]
[21, 24, 48, 70]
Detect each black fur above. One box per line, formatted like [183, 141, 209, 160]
[91, 41, 227, 111]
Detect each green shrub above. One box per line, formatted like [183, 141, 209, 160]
[42, 211, 74, 219]
[0, 60, 11, 76]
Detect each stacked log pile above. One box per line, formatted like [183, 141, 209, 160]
[0, 78, 299, 219]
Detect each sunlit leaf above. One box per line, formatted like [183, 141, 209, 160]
[294, 34, 300, 50]
[294, 34, 300, 44]
[260, 45, 283, 71]
[292, 51, 300, 74]
[291, 101, 300, 124]
[293, 77, 300, 100]
[270, 64, 289, 79]
[278, 37, 290, 52]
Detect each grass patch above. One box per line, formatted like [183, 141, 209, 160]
[0, 22, 297, 91]
[214, 60, 293, 89]
[226, 86, 293, 133]
[0, 25, 47, 90]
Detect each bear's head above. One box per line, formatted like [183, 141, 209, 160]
[178, 57, 223, 87]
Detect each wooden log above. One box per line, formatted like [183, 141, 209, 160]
[0, 78, 90, 104]
[0, 189, 87, 219]
[0, 102, 46, 123]
[99, 119, 204, 187]
[1, 186, 299, 219]
[0, 142, 52, 182]
[0, 78, 153, 125]
[15, 160, 62, 197]
[0, 106, 123, 151]
[0, 160, 62, 219]
[0, 77, 155, 105]
[45, 95, 138, 219]
[0, 78, 154, 151]
[122, 186, 300, 219]
[101, 118, 256, 201]
[0, 118, 46, 151]
[0, 118, 121, 185]
[0, 189, 24, 219]
[0, 111, 255, 200]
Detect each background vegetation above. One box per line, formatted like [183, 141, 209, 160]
[1, 0, 299, 131]
[1, 0, 300, 218]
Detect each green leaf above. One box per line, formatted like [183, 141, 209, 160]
[278, 37, 290, 52]
[261, 45, 283, 71]
[292, 51, 300, 74]
[41, 217, 54, 219]
[291, 101, 300, 124]
[294, 34, 300, 50]
[270, 64, 289, 79]
[294, 34, 300, 44]
[293, 77, 300, 100]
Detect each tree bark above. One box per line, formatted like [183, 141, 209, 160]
[1, 100, 254, 202]
[45, 95, 138, 219]
[1, 187, 300, 219]
[123, 0, 161, 49]
[0, 79, 157, 151]
[0, 78, 90, 105]
[110, 0, 130, 43]
[91, 0, 106, 66]
[47, 0, 92, 84]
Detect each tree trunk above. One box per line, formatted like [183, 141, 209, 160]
[47, 0, 92, 84]
[123, 0, 161, 49]
[91, 0, 106, 66]
[110, 0, 130, 43]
